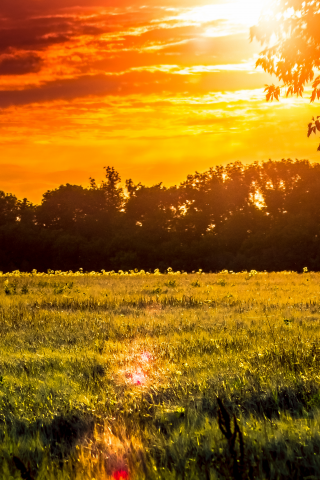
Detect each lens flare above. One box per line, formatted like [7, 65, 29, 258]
[123, 351, 153, 385]
[140, 352, 151, 362]
[131, 369, 146, 385]
[113, 470, 129, 480]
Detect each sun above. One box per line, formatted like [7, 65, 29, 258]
[178, 0, 271, 29]
[231, 0, 271, 26]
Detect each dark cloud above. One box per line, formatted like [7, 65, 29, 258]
[0, 18, 103, 53]
[0, 69, 270, 108]
[0, 0, 209, 19]
[0, 53, 42, 75]
[1, 1, 101, 16]
[0, 74, 120, 107]
[0, 7, 157, 54]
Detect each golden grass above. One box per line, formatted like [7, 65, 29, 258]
[1, 270, 320, 479]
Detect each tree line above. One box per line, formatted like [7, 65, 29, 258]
[1, 159, 320, 272]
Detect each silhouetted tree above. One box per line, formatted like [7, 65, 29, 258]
[1, 160, 320, 272]
[37, 167, 124, 237]
[125, 181, 175, 235]
[0, 191, 20, 226]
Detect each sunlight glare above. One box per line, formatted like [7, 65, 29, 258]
[140, 352, 151, 362]
[131, 369, 146, 385]
[178, 0, 271, 31]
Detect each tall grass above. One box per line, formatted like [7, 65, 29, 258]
[1, 270, 320, 479]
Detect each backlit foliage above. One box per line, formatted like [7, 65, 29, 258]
[251, 0, 320, 148]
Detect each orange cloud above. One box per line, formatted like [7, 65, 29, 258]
[0, 0, 318, 203]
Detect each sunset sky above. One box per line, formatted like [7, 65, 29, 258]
[1, 0, 319, 203]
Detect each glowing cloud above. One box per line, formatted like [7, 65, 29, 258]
[0, 0, 315, 202]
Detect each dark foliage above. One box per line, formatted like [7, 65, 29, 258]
[1, 159, 320, 272]
[217, 398, 245, 480]
[12, 456, 34, 480]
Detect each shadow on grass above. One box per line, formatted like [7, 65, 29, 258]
[200, 379, 320, 420]
[0, 412, 95, 478]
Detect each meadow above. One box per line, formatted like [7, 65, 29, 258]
[1, 268, 320, 479]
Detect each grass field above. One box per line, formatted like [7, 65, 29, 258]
[1, 269, 320, 479]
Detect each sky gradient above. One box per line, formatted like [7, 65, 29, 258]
[1, 0, 319, 202]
